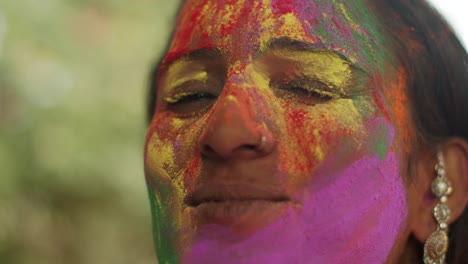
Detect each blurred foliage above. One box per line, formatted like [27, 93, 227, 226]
[0, 0, 180, 263]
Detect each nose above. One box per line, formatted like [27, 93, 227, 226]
[199, 92, 274, 161]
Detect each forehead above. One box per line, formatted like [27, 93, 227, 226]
[167, 0, 388, 72]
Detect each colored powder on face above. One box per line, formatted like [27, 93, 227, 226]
[145, 111, 209, 251]
[382, 67, 414, 154]
[147, 182, 179, 264]
[268, 0, 388, 71]
[182, 152, 407, 263]
[312, 129, 324, 161]
[170, 0, 390, 73]
[145, 0, 410, 262]
[266, 50, 354, 93]
[163, 91, 201, 104]
[172, 71, 208, 92]
[337, 2, 360, 31]
[277, 12, 309, 42]
[369, 119, 392, 159]
[146, 132, 177, 178]
[276, 98, 366, 187]
[145, 121, 182, 262]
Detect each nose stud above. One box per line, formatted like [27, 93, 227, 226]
[258, 134, 267, 149]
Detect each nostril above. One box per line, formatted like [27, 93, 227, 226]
[202, 145, 216, 156]
[201, 143, 261, 159]
[199, 124, 274, 160]
[244, 144, 257, 150]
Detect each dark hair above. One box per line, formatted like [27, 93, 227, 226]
[147, 0, 468, 262]
[370, 0, 468, 263]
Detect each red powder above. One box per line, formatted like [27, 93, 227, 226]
[370, 74, 391, 121]
[184, 148, 201, 184]
[271, 0, 296, 15]
[288, 108, 307, 129]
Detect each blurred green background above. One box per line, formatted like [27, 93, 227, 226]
[0, 1, 465, 264]
[0, 1, 180, 263]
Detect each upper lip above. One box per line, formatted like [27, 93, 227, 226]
[185, 182, 290, 207]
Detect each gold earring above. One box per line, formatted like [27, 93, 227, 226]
[423, 150, 453, 264]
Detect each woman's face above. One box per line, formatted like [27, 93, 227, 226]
[145, 0, 413, 263]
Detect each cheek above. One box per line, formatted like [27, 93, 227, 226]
[297, 153, 408, 262]
[146, 115, 185, 181]
[276, 99, 365, 193]
[145, 114, 206, 217]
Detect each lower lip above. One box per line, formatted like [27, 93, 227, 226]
[193, 200, 293, 233]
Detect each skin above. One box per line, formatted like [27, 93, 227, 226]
[145, 0, 416, 263]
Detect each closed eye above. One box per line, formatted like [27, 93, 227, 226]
[274, 78, 342, 105]
[284, 85, 333, 100]
[163, 91, 217, 115]
[164, 92, 217, 104]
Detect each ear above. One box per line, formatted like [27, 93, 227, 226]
[407, 138, 468, 243]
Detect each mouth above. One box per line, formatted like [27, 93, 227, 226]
[192, 199, 293, 235]
[186, 196, 290, 207]
[196, 198, 290, 217]
[185, 186, 294, 231]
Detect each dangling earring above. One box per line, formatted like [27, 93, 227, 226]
[423, 150, 453, 264]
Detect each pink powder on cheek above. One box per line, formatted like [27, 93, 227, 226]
[182, 152, 407, 264]
[299, 153, 407, 263]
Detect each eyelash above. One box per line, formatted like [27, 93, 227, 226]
[161, 77, 340, 116]
[284, 85, 333, 99]
[276, 78, 340, 103]
[162, 88, 218, 117]
[163, 92, 217, 105]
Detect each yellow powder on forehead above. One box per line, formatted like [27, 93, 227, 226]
[279, 13, 309, 40]
[221, 3, 236, 23]
[257, 0, 276, 48]
[200, 2, 215, 40]
[246, 0, 275, 47]
[214, 0, 248, 46]
[259, 11, 310, 51]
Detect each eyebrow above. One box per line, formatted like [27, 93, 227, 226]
[265, 37, 324, 51]
[150, 47, 222, 104]
[155, 37, 366, 78]
[264, 37, 366, 73]
[157, 47, 223, 74]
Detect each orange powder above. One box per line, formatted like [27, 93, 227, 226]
[382, 67, 415, 154]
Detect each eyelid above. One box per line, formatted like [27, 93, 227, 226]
[280, 78, 347, 97]
[168, 71, 208, 91]
[163, 91, 201, 104]
[161, 90, 217, 117]
[300, 86, 340, 98]
[259, 50, 362, 92]
[163, 78, 211, 98]
[161, 76, 222, 107]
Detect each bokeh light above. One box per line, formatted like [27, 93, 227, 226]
[0, 1, 180, 263]
[0, 1, 466, 263]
